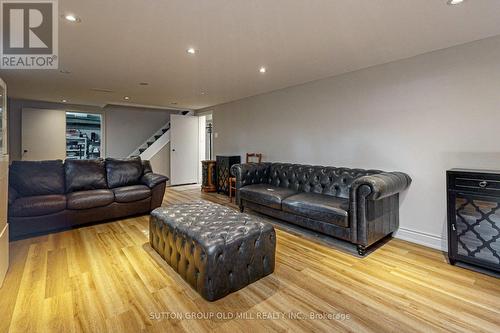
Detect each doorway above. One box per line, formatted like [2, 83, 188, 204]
[66, 112, 102, 160]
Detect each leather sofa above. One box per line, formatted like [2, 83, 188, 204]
[231, 163, 411, 255]
[8, 157, 168, 240]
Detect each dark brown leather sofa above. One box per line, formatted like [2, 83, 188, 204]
[8, 157, 168, 240]
[231, 163, 411, 255]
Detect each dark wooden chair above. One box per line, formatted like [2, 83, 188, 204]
[229, 153, 262, 202]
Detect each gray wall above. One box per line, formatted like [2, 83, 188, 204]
[103, 105, 174, 158]
[201, 35, 500, 250]
[8, 99, 102, 161]
[8, 100, 176, 166]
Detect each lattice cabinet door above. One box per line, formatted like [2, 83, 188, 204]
[447, 169, 500, 273]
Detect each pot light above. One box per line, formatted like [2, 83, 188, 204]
[447, 0, 464, 5]
[124, 96, 130, 100]
[64, 14, 81, 22]
[259, 66, 267, 73]
[187, 48, 196, 54]
[139, 82, 149, 86]
[61, 99, 67, 103]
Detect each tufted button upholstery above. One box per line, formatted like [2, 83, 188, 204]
[149, 200, 276, 301]
[268, 163, 382, 198]
[232, 162, 412, 254]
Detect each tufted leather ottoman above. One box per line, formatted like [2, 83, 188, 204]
[149, 200, 276, 301]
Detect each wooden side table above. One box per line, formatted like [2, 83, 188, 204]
[201, 160, 217, 192]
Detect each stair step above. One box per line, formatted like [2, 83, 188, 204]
[147, 141, 154, 147]
[154, 135, 162, 140]
[162, 128, 168, 133]
[139, 148, 145, 154]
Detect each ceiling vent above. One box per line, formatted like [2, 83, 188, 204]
[90, 88, 114, 93]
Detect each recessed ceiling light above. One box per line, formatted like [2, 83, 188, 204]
[259, 66, 267, 73]
[61, 99, 67, 103]
[64, 14, 81, 22]
[447, 0, 464, 5]
[187, 48, 196, 54]
[124, 96, 130, 100]
[139, 82, 149, 86]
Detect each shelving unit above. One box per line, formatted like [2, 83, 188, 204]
[65, 112, 101, 160]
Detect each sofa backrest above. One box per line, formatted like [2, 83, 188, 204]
[105, 157, 143, 188]
[268, 163, 382, 198]
[10, 160, 65, 197]
[65, 159, 108, 193]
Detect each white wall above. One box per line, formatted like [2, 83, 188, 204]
[149, 142, 170, 184]
[202, 35, 500, 251]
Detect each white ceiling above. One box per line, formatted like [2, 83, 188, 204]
[1, 0, 500, 110]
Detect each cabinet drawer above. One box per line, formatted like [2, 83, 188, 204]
[455, 177, 500, 192]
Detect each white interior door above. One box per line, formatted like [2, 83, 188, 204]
[22, 108, 66, 161]
[170, 114, 199, 185]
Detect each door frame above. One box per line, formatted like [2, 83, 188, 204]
[170, 114, 199, 185]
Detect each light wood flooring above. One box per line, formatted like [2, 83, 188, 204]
[0, 185, 499, 333]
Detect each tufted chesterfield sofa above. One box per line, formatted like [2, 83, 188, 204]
[231, 163, 411, 255]
[8, 157, 168, 239]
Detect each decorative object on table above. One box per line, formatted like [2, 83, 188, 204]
[231, 162, 411, 256]
[229, 153, 263, 202]
[216, 155, 241, 195]
[149, 200, 276, 301]
[447, 169, 500, 273]
[201, 160, 216, 192]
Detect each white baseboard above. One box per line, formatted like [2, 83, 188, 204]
[394, 227, 447, 251]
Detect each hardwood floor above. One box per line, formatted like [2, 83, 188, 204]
[1, 185, 499, 332]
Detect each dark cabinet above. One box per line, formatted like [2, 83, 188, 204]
[447, 169, 500, 273]
[216, 155, 240, 195]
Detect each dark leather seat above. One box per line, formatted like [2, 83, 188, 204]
[67, 189, 115, 210]
[113, 185, 151, 203]
[9, 195, 67, 217]
[239, 184, 296, 210]
[282, 192, 349, 227]
[8, 158, 169, 240]
[232, 162, 412, 256]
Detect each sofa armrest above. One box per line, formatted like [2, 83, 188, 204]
[350, 172, 411, 248]
[141, 173, 169, 189]
[8, 186, 18, 206]
[231, 163, 271, 205]
[351, 172, 412, 201]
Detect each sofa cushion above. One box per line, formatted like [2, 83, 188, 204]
[10, 160, 65, 196]
[65, 159, 107, 193]
[282, 192, 349, 227]
[113, 185, 151, 203]
[67, 190, 114, 210]
[239, 184, 297, 210]
[106, 157, 143, 188]
[9, 195, 67, 217]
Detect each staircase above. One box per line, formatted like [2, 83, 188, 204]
[129, 110, 193, 160]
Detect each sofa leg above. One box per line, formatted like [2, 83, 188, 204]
[239, 205, 244, 213]
[357, 245, 367, 256]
